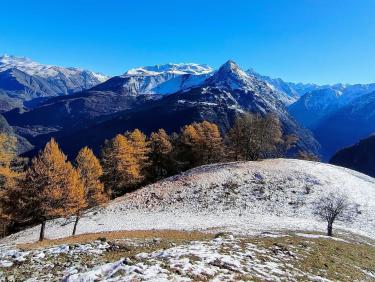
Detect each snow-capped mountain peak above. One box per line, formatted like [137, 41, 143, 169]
[0, 54, 33, 65]
[219, 60, 248, 76]
[0, 55, 109, 109]
[125, 63, 213, 76]
[206, 60, 267, 93]
[0, 55, 108, 82]
[91, 63, 214, 96]
[0, 55, 45, 75]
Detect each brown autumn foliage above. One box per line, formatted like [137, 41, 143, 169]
[76, 146, 107, 207]
[149, 129, 173, 180]
[0, 134, 18, 190]
[21, 138, 85, 241]
[126, 129, 150, 175]
[74, 146, 108, 235]
[101, 134, 142, 197]
[180, 121, 224, 167]
[0, 134, 19, 236]
[0, 117, 319, 239]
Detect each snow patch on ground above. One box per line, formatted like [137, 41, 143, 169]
[2, 159, 375, 245]
[63, 235, 332, 281]
[1, 233, 374, 281]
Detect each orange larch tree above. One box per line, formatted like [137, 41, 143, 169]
[74, 146, 108, 235]
[126, 129, 150, 175]
[0, 133, 19, 236]
[22, 138, 85, 241]
[180, 121, 224, 167]
[101, 134, 142, 197]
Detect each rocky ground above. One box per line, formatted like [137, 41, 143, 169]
[1, 159, 375, 281]
[1, 231, 375, 281]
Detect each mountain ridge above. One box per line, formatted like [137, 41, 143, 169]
[4, 60, 319, 158]
[46, 60, 319, 158]
[0, 55, 108, 82]
[290, 86, 375, 159]
[4, 56, 375, 163]
[125, 63, 213, 76]
[0, 55, 109, 111]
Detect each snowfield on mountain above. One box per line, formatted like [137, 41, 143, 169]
[0, 55, 109, 111]
[125, 63, 213, 76]
[3, 159, 375, 245]
[90, 63, 214, 96]
[0, 54, 108, 82]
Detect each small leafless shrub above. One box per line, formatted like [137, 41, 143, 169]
[313, 192, 358, 237]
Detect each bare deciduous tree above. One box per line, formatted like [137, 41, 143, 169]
[227, 113, 283, 161]
[313, 192, 357, 237]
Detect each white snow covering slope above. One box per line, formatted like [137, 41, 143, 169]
[2, 159, 375, 244]
[289, 83, 375, 128]
[126, 63, 213, 76]
[119, 71, 212, 95]
[0, 55, 108, 82]
[208, 60, 258, 92]
[119, 63, 214, 95]
[207, 61, 296, 106]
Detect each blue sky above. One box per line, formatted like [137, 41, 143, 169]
[1, 0, 374, 84]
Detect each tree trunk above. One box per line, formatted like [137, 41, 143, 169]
[72, 214, 80, 236]
[327, 221, 333, 237]
[39, 220, 46, 241]
[1, 222, 5, 238]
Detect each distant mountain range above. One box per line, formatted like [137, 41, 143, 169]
[242, 70, 375, 161]
[61, 61, 318, 157]
[0, 55, 108, 111]
[246, 68, 322, 103]
[3, 60, 319, 158]
[1, 55, 375, 165]
[288, 84, 375, 159]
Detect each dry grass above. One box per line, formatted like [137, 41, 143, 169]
[18, 230, 214, 250]
[8, 230, 375, 281]
[245, 234, 375, 281]
[296, 238, 375, 280]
